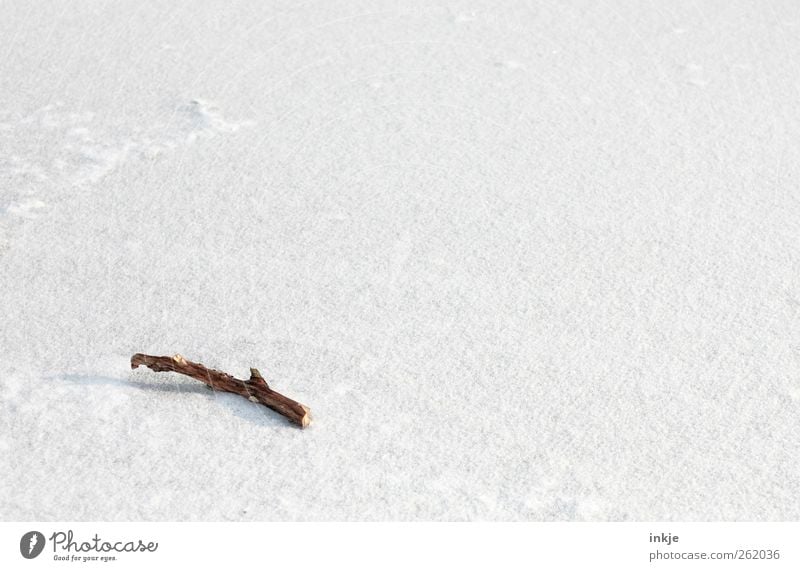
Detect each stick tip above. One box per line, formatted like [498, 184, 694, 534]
[300, 407, 312, 428]
[130, 353, 144, 369]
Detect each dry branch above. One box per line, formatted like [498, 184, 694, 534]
[131, 353, 311, 428]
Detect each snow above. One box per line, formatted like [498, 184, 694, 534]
[1, 1, 799, 520]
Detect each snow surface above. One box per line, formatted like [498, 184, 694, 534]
[1, 1, 799, 521]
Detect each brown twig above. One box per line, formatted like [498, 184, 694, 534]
[130, 353, 311, 428]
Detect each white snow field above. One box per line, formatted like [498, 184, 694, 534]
[1, 0, 799, 521]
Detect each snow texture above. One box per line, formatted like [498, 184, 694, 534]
[1, 0, 799, 521]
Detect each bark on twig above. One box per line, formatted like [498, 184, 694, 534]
[131, 353, 311, 428]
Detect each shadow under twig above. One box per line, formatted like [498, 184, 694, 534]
[59, 373, 208, 394]
[53, 372, 289, 428]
